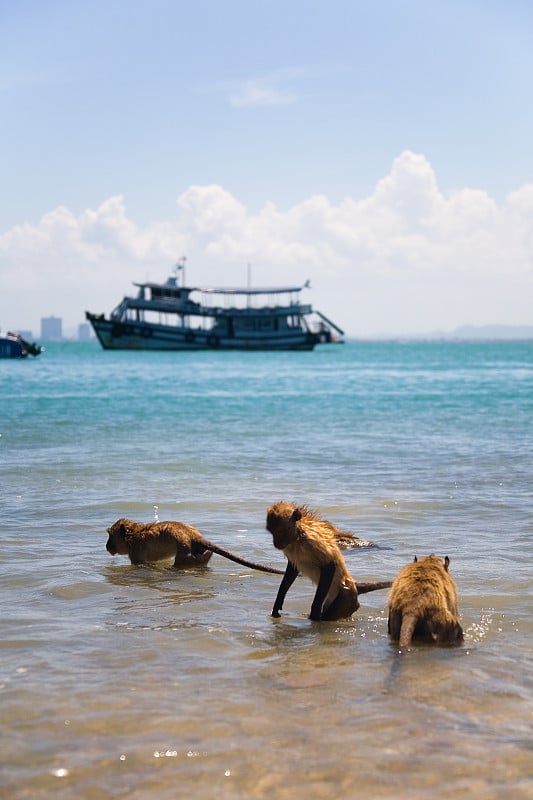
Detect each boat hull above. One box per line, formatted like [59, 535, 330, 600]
[0, 338, 24, 358]
[86, 315, 325, 351]
[0, 334, 43, 358]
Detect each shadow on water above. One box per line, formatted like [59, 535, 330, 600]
[101, 561, 219, 612]
[102, 559, 212, 582]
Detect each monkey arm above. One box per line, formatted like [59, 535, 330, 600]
[127, 543, 145, 565]
[309, 561, 336, 621]
[272, 561, 299, 617]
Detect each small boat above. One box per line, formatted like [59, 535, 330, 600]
[0, 331, 43, 359]
[86, 270, 344, 351]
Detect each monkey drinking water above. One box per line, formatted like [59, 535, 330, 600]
[387, 555, 464, 649]
[106, 518, 284, 574]
[265, 502, 392, 621]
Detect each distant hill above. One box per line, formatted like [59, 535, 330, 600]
[356, 324, 533, 341]
[439, 324, 533, 341]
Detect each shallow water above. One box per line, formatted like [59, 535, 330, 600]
[1, 341, 532, 799]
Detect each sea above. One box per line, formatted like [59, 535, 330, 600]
[1, 339, 532, 800]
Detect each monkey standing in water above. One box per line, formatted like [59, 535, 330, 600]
[267, 502, 381, 550]
[106, 518, 284, 574]
[387, 555, 464, 649]
[266, 502, 392, 621]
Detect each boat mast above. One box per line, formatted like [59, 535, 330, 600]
[176, 256, 187, 287]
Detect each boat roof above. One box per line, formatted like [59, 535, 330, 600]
[133, 280, 305, 296]
[198, 286, 304, 296]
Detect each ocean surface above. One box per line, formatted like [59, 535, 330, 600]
[1, 340, 532, 800]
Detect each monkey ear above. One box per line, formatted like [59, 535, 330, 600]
[444, 556, 450, 571]
[292, 508, 302, 523]
[413, 555, 418, 562]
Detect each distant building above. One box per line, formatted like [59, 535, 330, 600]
[78, 323, 93, 341]
[41, 316, 63, 341]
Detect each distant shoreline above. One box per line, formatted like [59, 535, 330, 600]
[348, 324, 533, 342]
[26, 323, 533, 344]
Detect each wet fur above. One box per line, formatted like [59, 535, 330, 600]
[266, 501, 392, 621]
[106, 518, 284, 574]
[272, 502, 378, 550]
[387, 555, 464, 649]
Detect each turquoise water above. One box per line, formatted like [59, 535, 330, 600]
[1, 341, 532, 799]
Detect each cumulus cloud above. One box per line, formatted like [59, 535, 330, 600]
[1, 151, 532, 336]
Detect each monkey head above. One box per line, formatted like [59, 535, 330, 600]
[106, 519, 134, 556]
[413, 554, 451, 571]
[266, 502, 303, 550]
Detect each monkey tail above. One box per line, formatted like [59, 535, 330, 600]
[398, 613, 417, 650]
[204, 542, 285, 574]
[335, 532, 377, 549]
[355, 580, 392, 594]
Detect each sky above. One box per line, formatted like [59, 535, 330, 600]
[1, 0, 533, 338]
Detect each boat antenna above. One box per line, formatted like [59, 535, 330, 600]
[176, 255, 187, 287]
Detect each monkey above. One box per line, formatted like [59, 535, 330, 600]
[265, 502, 392, 621]
[106, 518, 284, 574]
[267, 502, 379, 550]
[387, 555, 464, 649]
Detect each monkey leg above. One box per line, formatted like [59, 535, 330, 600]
[321, 585, 360, 621]
[127, 544, 146, 565]
[387, 609, 402, 639]
[422, 615, 464, 646]
[309, 562, 336, 621]
[185, 540, 213, 566]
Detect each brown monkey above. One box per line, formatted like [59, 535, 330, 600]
[265, 502, 392, 621]
[106, 518, 284, 574]
[387, 555, 464, 649]
[268, 502, 378, 550]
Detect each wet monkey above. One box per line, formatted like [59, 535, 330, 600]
[266, 502, 380, 550]
[266, 502, 392, 621]
[387, 555, 464, 649]
[106, 518, 284, 574]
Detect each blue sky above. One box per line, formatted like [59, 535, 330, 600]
[2, 0, 533, 337]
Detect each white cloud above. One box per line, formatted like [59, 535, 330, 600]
[1, 151, 532, 336]
[226, 67, 309, 107]
[229, 78, 296, 108]
[177, 185, 247, 234]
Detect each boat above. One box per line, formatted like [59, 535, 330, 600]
[0, 331, 43, 359]
[86, 270, 344, 351]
